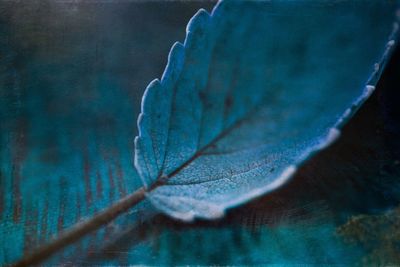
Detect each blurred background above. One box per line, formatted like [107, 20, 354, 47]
[1, 1, 400, 266]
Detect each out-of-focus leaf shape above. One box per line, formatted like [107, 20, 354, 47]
[338, 206, 400, 265]
[0, 2, 213, 264]
[135, 0, 399, 221]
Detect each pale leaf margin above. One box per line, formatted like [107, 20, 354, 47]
[134, 1, 400, 221]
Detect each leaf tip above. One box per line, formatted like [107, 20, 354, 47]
[186, 9, 211, 35]
[141, 78, 161, 115]
[160, 41, 185, 85]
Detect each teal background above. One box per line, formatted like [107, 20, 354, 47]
[1, 1, 400, 266]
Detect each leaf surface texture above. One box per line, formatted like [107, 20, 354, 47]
[135, 1, 399, 221]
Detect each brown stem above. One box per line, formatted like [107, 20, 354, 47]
[11, 101, 264, 267]
[12, 187, 146, 267]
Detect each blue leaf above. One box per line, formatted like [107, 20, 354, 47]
[135, 0, 400, 221]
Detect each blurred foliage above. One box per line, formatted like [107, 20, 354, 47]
[338, 206, 400, 266]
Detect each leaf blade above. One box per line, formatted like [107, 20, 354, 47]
[135, 0, 399, 221]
